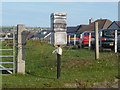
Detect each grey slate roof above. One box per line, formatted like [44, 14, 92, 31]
[67, 26, 80, 33]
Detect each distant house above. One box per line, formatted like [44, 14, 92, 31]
[26, 32, 36, 40]
[107, 21, 120, 29]
[77, 19, 112, 34]
[33, 30, 51, 39]
[26, 30, 51, 40]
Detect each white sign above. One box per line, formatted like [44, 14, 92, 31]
[51, 32, 67, 45]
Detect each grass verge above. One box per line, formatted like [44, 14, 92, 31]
[2, 40, 119, 88]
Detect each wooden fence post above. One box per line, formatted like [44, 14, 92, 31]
[17, 24, 26, 74]
[95, 22, 99, 60]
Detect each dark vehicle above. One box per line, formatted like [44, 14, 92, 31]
[96, 29, 120, 51]
[67, 34, 80, 45]
[99, 29, 120, 50]
[118, 35, 120, 52]
[78, 31, 95, 48]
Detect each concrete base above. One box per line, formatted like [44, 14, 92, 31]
[17, 61, 25, 74]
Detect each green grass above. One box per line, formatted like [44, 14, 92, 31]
[1, 40, 119, 88]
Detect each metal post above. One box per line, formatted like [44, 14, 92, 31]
[95, 22, 99, 59]
[57, 54, 61, 79]
[88, 33, 91, 50]
[100, 31, 102, 50]
[68, 35, 70, 45]
[74, 34, 76, 45]
[13, 30, 16, 74]
[80, 34, 82, 39]
[115, 30, 117, 53]
[17, 24, 25, 74]
[55, 45, 62, 79]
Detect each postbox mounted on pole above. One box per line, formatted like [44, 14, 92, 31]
[50, 12, 67, 46]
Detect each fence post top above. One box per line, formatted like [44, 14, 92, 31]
[17, 24, 25, 26]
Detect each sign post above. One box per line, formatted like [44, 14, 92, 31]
[51, 12, 67, 79]
[57, 51, 61, 79]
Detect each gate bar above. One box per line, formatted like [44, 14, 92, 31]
[0, 65, 13, 74]
[0, 49, 13, 51]
[0, 38, 14, 40]
[0, 62, 14, 64]
[0, 55, 14, 57]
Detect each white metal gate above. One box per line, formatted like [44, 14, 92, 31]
[0, 32, 16, 74]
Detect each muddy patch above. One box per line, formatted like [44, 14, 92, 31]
[67, 58, 92, 68]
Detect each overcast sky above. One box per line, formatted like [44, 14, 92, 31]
[2, 2, 118, 27]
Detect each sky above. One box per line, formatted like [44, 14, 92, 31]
[1, 0, 120, 2]
[1, 2, 118, 27]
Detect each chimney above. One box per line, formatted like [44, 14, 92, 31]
[89, 18, 94, 24]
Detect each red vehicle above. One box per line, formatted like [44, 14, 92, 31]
[78, 31, 95, 48]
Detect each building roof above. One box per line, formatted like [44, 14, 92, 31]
[114, 21, 120, 27]
[77, 19, 112, 33]
[107, 21, 120, 29]
[67, 26, 80, 33]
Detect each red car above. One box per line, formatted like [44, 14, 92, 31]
[78, 31, 95, 48]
